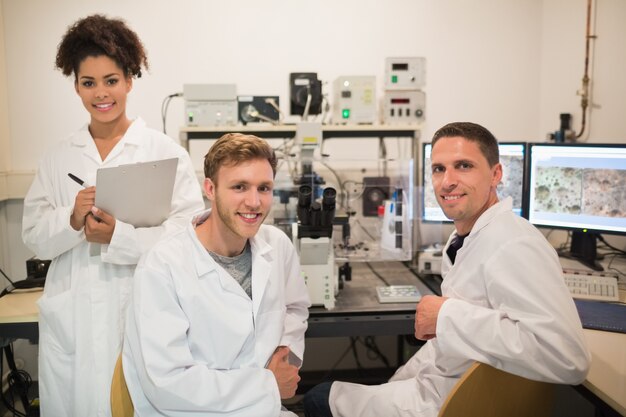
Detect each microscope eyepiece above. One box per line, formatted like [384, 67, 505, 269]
[298, 185, 313, 207]
[322, 187, 336, 210]
[297, 185, 313, 225]
[320, 187, 336, 227]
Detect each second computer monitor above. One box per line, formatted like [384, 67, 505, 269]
[422, 142, 527, 222]
[526, 143, 626, 270]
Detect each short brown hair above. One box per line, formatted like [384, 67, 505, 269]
[432, 122, 500, 166]
[204, 133, 277, 182]
[55, 14, 148, 79]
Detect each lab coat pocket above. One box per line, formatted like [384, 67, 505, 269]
[37, 290, 76, 354]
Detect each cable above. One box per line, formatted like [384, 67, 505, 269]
[597, 235, 626, 256]
[264, 98, 283, 123]
[319, 160, 346, 209]
[313, 336, 394, 386]
[302, 90, 312, 121]
[320, 94, 331, 125]
[355, 219, 376, 241]
[365, 262, 390, 286]
[0, 278, 46, 299]
[315, 341, 355, 383]
[1, 344, 30, 417]
[350, 337, 364, 372]
[0, 266, 16, 285]
[161, 92, 183, 135]
[362, 336, 391, 368]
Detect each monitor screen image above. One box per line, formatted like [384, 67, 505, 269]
[422, 142, 527, 222]
[527, 143, 626, 270]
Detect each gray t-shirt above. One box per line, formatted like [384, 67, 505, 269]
[208, 242, 252, 298]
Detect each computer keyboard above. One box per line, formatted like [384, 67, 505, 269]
[563, 270, 619, 302]
[377, 285, 422, 303]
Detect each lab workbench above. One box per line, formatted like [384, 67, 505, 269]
[306, 262, 427, 338]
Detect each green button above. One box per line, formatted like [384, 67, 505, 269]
[342, 109, 350, 119]
[391, 75, 398, 83]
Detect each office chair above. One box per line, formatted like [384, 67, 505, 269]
[111, 353, 134, 417]
[438, 362, 555, 417]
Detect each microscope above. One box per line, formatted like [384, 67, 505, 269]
[292, 185, 339, 309]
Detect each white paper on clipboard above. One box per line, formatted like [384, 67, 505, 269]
[94, 157, 179, 227]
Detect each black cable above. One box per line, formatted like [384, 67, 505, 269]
[0, 278, 46, 299]
[355, 219, 376, 241]
[315, 341, 355, 384]
[0, 345, 28, 417]
[402, 261, 443, 296]
[605, 253, 626, 279]
[597, 235, 626, 256]
[362, 336, 391, 368]
[0, 266, 16, 285]
[349, 337, 364, 372]
[365, 262, 390, 286]
[161, 93, 182, 135]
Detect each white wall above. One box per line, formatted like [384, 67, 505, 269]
[0, 2, 11, 284]
[539, 0, 626, 141]
[2, 0, 549, 174]
[1, 0, 625, 385]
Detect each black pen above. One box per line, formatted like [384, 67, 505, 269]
[68, 173, 91, 188]
[67, 173, 102, 222]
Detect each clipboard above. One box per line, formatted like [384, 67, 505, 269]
[95, 157, 179, 227]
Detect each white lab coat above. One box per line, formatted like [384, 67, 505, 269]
[123, 212, 311, 417]
[330, 197, 591, 417]
[22, 118, 205, 417]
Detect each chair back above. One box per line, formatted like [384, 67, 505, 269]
[111, 353, 134, 417]
[438, 362, 554, 417]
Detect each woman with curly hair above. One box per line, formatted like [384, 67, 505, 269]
[22, 14, 204, 416]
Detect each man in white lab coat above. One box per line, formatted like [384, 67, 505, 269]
[303, 122, 591, 417]
[123, 133, 311, 416]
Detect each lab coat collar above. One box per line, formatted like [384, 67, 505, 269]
[448, 197, 513, 242]
[69, 117, 147, 148]
[468, 196, 513, 236]
[442, 197, 513, 274]
[189, 210, 274, 316]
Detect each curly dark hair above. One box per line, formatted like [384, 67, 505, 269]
[55, 14, 148, 79]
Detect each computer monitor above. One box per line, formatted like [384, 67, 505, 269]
[421, 142, 527, 222]
[527, 143, 626, 271]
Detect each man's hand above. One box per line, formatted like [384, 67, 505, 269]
[267, 346, 300, 399]
[70, 187, 96, 230]
[414, 295, 449, 340]
[85, 207, 115, 244]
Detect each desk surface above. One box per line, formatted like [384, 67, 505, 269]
[0, 289, 41, 343]
[0, 289, 40, 324]
[582, 328, 626, 415]
[307, 262, 427, 338]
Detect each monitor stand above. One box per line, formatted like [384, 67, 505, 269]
[560, 231, 604, 271]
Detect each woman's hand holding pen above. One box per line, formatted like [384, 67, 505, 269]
[68, 172, 114, 243]
[85, 207, 115, 244]
[70, 186, 97, 231]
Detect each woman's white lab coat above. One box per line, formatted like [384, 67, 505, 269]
[22, 118, 205, 417]
[330, 198, 591, 417]
[123, 217, 310, 417]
